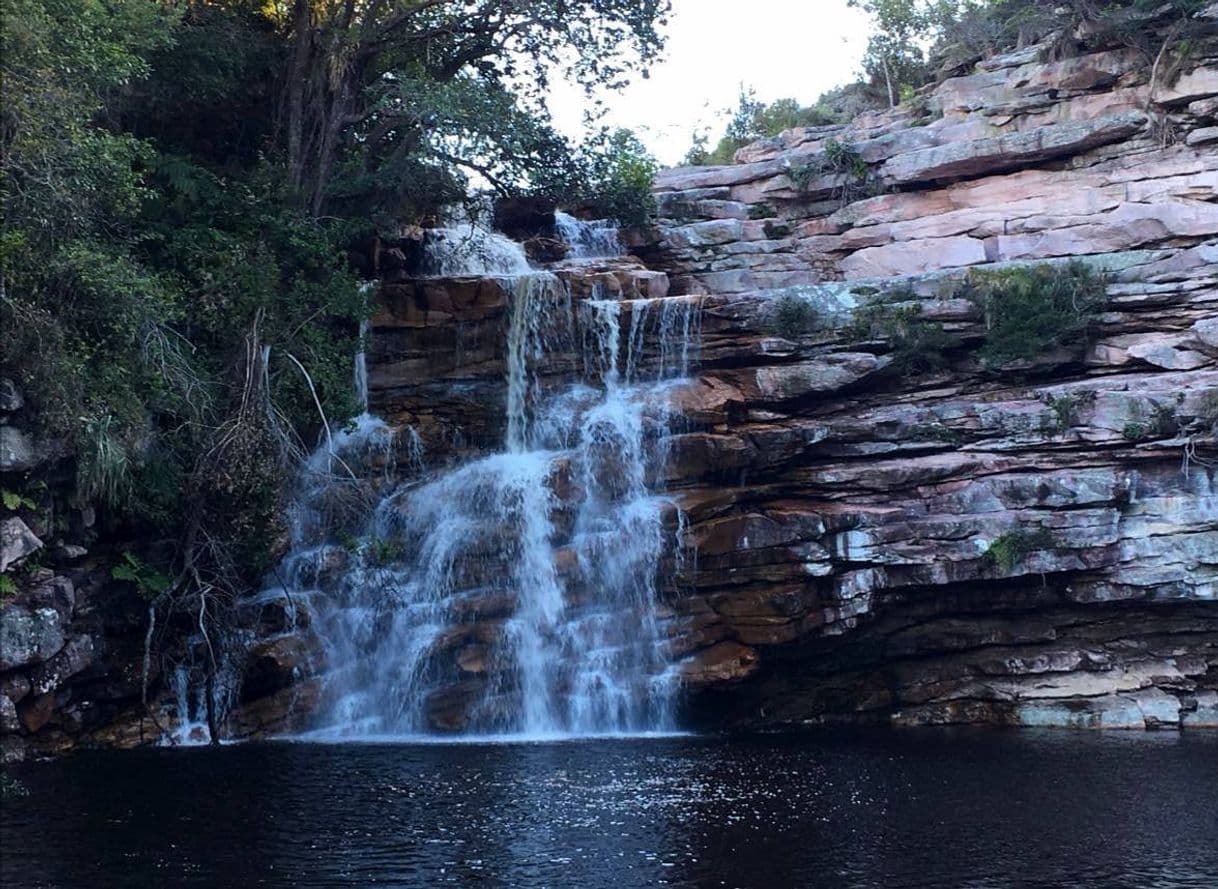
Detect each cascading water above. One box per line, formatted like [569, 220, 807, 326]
[555, 211, 624, 259]
[264, 226, 700, 740]
[422, 226, 533, 276]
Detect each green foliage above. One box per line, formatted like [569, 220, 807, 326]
[1196, 391, 1218, 432]
[849, 296, 953, 377]
[685, 89, 842, 166]
[767, 294, 821, 339]
[984, 526, 1056, 573]
[2, 0, 367, 589]
[364, 535, 407, 567]
[749, 204, 778, 220]
[790, 139, 872, 206]
[577, 129, 658, 228]
[111, 551, 171, 599]
[1123, 401, 1180, 441]
[0, 575, 17, 599]
[1040, 390, 1094, 433]
[2, 490, 37, 512]
[957, 261, 1108, 370]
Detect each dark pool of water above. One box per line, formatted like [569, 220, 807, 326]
[2, 729, 1216, 888]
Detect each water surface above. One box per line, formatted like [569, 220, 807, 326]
[3, 729, 1216, 888]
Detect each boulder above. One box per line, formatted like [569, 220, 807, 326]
[0, 517, 42, 572]
[0, 605, 65, 670]
[0, 427, 42, 472]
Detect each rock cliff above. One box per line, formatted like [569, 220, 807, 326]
[637, 12, 1218, 729]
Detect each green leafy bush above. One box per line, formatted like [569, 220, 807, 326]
[789, 138, 875, 207]
[684, 91, 842, 166]
[112, 552, 172, 599]
[984, 526, 1056, 573]
[767, 294, 821, 339]
[958, 261, 1108, 370]
[848, 297, 953, 377]
[580, 129, 658, 228]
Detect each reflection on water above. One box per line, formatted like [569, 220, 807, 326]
[3, 729, 1217, 888]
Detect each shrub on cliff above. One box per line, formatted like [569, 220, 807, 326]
[684, 91, 844, 166]
[848, 290, 954, 377]
[984, 525, 1057, 573]
[575, 129, 659, 228]
[958, 261, 1108, 371]
[767, 294, 823, 339]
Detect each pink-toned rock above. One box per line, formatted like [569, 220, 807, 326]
[840, 236, 988, 278]
[678, 641, 760, 687]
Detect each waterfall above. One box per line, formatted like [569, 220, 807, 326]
[555, 212, 624, 259]
[173, 213, 706, 743]
[422, 226, 533, 276]
[353, 317, 370, 413]
[272, 265, 700, 739]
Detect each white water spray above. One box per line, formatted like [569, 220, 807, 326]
[555, 212, 624, 259]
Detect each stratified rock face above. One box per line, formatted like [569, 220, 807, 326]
[628, 15, 1218, 730]
[350, 18, 1217, 733]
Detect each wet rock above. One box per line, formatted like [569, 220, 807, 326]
[0, 517, 42, 572]
[225, 678, 322, 740]
[456, 643, 490, 674]
[0, 605, 65, 670]
[0, 379, 22, 413]
[18, 693, 56, 733]
[493, 195, 557, 241]
[242, 635, 317, 699]
[678, 641, 760, 688]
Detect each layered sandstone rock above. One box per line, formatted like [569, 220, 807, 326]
[626, 14, 1218, 730]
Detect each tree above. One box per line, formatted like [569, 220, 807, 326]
[685, 89, 841, 166]
[272, 0, 670, 215]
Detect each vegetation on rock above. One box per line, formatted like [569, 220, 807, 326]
[848, 294, 954, 377]
[983, 525, 1057, 573]
[956, 261, 1108, 371]
[767, 293, 823, 339]
[686, 0, 1216, 163]
[684, 89, 844, 165]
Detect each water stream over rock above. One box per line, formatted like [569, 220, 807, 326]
[245, 218, 699, 740]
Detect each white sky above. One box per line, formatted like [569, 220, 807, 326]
[547, 0, 872, 167]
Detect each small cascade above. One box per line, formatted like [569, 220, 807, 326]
[422, 226, 533, 276]
[288, 279, 698, 738]
[353, 316, 371, 413]
[555, 211, 624, 259]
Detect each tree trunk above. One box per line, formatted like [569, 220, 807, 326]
[285, 0, 313, 196]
